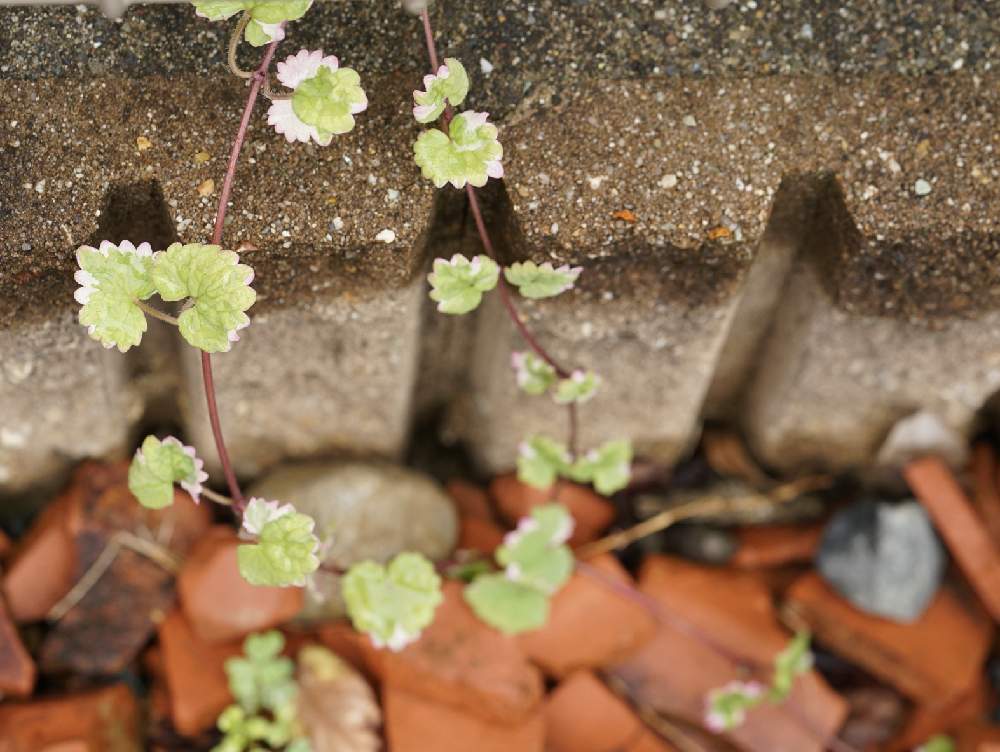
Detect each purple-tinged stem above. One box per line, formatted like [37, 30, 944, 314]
[202, 28, 283, 511]
[418, 8, 580, 457]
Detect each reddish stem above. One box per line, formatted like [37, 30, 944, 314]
[418, 9, 580, 457]
[202, 29, 283, 510]
[420, 7, 440, 71]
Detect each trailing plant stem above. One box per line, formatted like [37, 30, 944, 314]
[202, 27, 283, 511]
[135, 300, 179, 327]
[420, 9, 581, 458]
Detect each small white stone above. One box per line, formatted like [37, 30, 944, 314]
[479, 57, 494, 75]
[914, 179, 932, 196]
[952, 57, 965, 71]
[386, 188, 400, 202]
[658, 173, 678, 189]
[587, 175, 607, 190]
[682, 115, 697, 127]
[550, 223, 559, 235]
[376, 229, 396, 243]
[332, 217, 344, 231]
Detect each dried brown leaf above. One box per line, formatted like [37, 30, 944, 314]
[702, 429, 771, 487]
[297, 645, 381, 752]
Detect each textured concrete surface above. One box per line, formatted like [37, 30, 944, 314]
[1, 1, 998, 490]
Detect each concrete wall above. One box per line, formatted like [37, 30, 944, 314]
[1, 1, 997, 496]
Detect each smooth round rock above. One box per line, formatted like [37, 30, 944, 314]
[817, 498, 945, 623]
[249, 461, 458, 621]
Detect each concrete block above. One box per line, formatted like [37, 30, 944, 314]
[0, 314, 134, 498]
[180, 274, 426, 477]
[740, 72, 1000, 472]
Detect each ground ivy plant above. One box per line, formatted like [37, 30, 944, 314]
[704, 631, 814, 732]
[72, 0, 635, 656]
[215, 631, 309, 752]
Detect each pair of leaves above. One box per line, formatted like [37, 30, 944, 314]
[426, 254, 585, 318]
[128, 435, 207, 509]
[511, 353, 600, 404]
[238, 505, 321, 588]
[342, 552, 444, 651]
[75, 241, 256, 354]
[464, 504, 574, 634]
[193, 0, 313, 46]
[704, 632, 814, 733]
[128, 441, 318, 589]
[414, 111, 504, 189]
[413, 58, 469, 123]
[517, 436, 633, 496]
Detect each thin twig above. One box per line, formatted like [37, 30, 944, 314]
[228, 12, 255, 79]
[48, 541, 120, 622]
[135, 299, 179, 327]
[203, 21, 285, 512]
[47, 531, 180, 622]
[576, 475, 831, 559]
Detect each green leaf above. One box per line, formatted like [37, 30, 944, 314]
[225, 631, 296, 715]
[247, 0, 312, 23]
[464, 574, 549, 634]
[919, 735, 957, 752]
[342, 552, 444, 651]
[192, 0, 312, 26]
[554, 370, 600, 404]
[128, 435, 207, 509]
[517, 435, 571, 489]
[151, 243, 257, 353]
[413, 111, 504, 189]
[769, 631, 813, 700]
[75, 240, 156, 352]
[292, 65, 367, 139]
[569, 439, 633, 495]
[191, 0, 245, 20]
[413, 58, 469, 123]
[511, 351, 557, 396]
[243, 18, 271, 46]
[427, 254, 499, 314]
[503, 261, 582, 299]
[237, 512, 320, 587]
[496, 504, 574, 594]
[705, 680, 765, 732]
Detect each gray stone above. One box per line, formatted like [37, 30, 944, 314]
[817, 498, 945, 623]
[249, 461, 458, 621]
